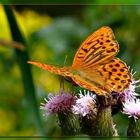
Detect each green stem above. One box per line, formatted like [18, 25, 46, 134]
[92, 95, 115, 136]
[127, 117, 140, 136]
[3, 5, 45, 135]
[93, 106, 114, 136]
[58, 112, 81, 136]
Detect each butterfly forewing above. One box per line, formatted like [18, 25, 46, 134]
[72, 26, 119, 69]
[28, 61, 73, 77]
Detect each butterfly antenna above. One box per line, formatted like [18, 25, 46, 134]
[64, 55, 67, 66]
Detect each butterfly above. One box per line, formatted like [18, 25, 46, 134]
[28, 26, 132, 96]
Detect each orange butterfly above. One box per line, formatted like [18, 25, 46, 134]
[28, 26, 131, 95]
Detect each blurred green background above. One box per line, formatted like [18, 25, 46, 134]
[0, 0, 140, 4]
[0, 4, 140, 137]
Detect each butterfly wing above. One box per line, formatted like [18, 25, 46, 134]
[28, 61, 73, 77]
[97, 58, 131, 93]
[71, 58, 131, 95]
[28, 26, 131, 95]
[72, 26, 119, 69]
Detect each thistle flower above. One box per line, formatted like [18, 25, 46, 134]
[40, 89, 76, 115]
[121, 69, 140, 120]
[124, 69, 140, 100]
[123, 99, 140, 121]
[111, 69, 139, 113]
[123, 79, 140, 101]
[72, 90, 97, 117]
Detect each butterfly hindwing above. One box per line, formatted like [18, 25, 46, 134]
[98, 58, 131, 93]
[71, 58, 131, 94]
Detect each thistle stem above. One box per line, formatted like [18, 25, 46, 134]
[92, 95, 114, 136]
[127, 117, 140, 136]
[94, 106, 114, 136]
[58, 112, 81, 136]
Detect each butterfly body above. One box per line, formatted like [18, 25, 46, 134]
[28, 26, 132, 95]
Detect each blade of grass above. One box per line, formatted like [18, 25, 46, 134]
[3, 5, 45, 135]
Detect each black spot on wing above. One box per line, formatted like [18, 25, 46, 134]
[81, 47, 88, 53]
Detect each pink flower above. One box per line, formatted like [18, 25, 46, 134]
[72, 90, 97, 117]
[40, 89, 76, 115]
[123, 79, 139, 101]
[121, 69, 140, 101]
[123, 99, 140, 121]
[122, 69, 140, 120]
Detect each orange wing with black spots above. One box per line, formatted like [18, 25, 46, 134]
[72, 26, 119, 69]
[28, 26, 132, 96]
[96, 58, 131, 93]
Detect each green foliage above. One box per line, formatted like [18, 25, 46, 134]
[0, 0, 140, 4]
[2, 5, 44, 136]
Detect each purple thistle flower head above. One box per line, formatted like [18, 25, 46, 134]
[72, 90, 97, 117]
[123, 79, 140, 101]
[40, 89, 76, 115]
[123, 99, 140, 121]
[121, 69, 140, 121]
[121, 69, 140, 101]
[111, 69, 140, 115]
